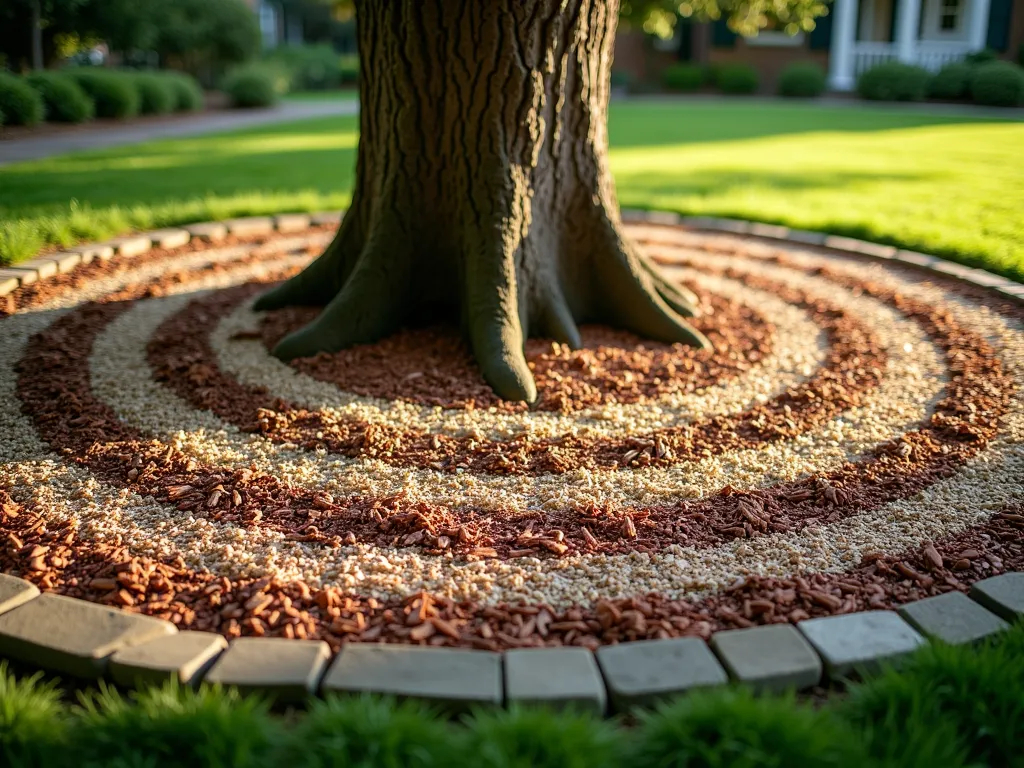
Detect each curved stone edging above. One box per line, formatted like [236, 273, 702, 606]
[1, 209, 1022, 713]
[0, 569, 1019, 711]
[1, 210, 1021, 306]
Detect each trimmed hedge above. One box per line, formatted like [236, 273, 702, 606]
[716, 63, 759, 95]
[0, 73, 45, 126]
[266, 44, 343, 92]
[662, 63, 705, 92]
[25, 72, 95, 123]
[163, 72, 205, 112]
[132, 72, 177, 116]
[778, 62, 827, 98]
[66, 69, 140, 119]
[927, 62, 973, 100]
[222, 64, 290, 108]
[969, 61, 1024, 107]
[857, 61, 930, 101]
[339, 54, 359, 85]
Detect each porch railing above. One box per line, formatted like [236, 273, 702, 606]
[852, 41, 972, 77]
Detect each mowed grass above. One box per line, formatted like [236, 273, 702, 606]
[1, 100, 1022, 276]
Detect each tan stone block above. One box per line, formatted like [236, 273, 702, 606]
[0, 594, 176, 678]
[109, 631, 227, 687]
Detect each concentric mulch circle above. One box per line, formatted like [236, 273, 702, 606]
[2, 220, 1022, 651]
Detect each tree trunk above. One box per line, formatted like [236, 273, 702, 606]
[30, 0, 44, 71]
[256, 0, 707, 403]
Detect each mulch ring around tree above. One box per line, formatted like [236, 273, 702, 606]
[1, 222, 1022, 652]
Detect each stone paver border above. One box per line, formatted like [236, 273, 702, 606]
[0, 209, 1021, 711]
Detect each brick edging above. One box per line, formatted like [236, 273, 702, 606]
[0, 210, 1021, 712]
[0, 570, 1019, 712]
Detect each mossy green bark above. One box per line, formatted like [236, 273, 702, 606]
[255, 0, 708, 403]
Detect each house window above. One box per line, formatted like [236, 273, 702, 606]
[939, 0, 962, 31]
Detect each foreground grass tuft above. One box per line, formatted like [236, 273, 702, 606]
[72, 682, 277, 768]
[0, 663, 66, 768]
[462, 705, 625, 768]
[630, 687, 863, 768]
[842, 633, 1024, 767]
[286, 695, 457, 768]
[0, 623, 1022, 766]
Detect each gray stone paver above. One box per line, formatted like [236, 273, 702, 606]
[0, 270, 24, 295]
[785, 229, 827, 246]
[595, 637, 728, 711]
[970, 573, 1024, 621]
[321, 644, 502, 712]
[504, 648, 607, 714]
[0, 593, 176, 678]
[147, 228, 191, 250]
[274, 213, 311, 233]
[679, 215, 722, 230]
[0, 101, 359, 166]
[48, 252, 82, 273]
[204, 637, 329, 702]
[186, 222, 228, 243]
[310, 211, 343, 227]
[224, 217, 275, 237]
[0, 574, 39, 616]
[709, 625, 822, 692]
[10, 259, 57, 281]
[895, 250, 938, 268]
[69, 243, 115, 263]
[748, 222, 791, 239]
[0, 267, 37, 286]
[108, 235, 152, 258]
[824, 235, 896, 259]
[798, 611, 926, 678]
[109, 631, 228, 688]
[899, 591, 1009, 645]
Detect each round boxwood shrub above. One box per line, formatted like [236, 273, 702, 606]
[969, 61, 1024, 107]
[964, 48, 999, 65]
[222, 64, 289, 108]
[163, 72, 204, 112]
[339, 54, 359, 85]
[857, 61, 930, 101]
[0, 73, 45, 126]
[25, 72, 94, 123]
[66, 69, 140, 119]
[662, 63, 705, 92]
[266, 44, 342, 91]
[716, 63, 759, 95]
[132, 72, 176, 115]
[777, 62, 826, 98]
[928, 62, 972, 100]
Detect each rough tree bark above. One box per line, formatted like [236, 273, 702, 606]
[256, 0, 709, 403]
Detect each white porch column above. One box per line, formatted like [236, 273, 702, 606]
[967, 0, 992, 51]
[828, 0, 860, 91]
[895, 0, 923, 62]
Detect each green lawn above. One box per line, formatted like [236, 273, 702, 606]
[2, 101, 1022, 277]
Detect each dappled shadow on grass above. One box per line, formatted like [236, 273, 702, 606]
[0, 118, 359, 212]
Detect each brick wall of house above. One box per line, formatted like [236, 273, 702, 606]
[707, 40, 830, 93]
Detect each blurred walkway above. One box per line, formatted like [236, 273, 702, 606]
[0, 100, 359, 167]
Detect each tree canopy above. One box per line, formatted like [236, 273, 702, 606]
[316, 0, 832, 37]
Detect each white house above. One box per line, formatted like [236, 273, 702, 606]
[830, 0, 1000, 88]
[614, 0, 1022, 93]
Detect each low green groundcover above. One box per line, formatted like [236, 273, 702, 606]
[1, 621, 1022, 767]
